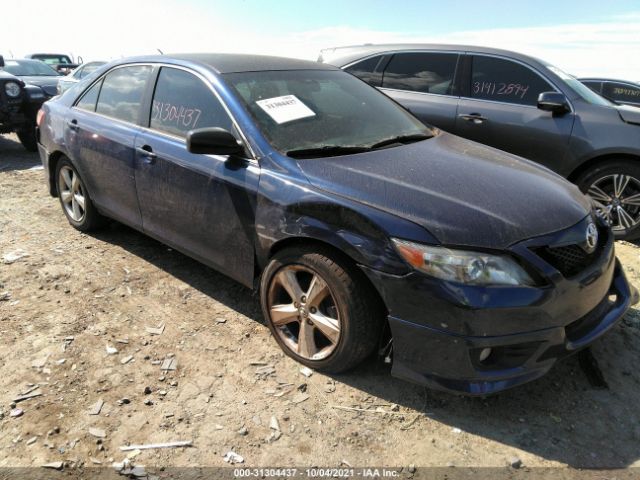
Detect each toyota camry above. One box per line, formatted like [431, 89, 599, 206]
[36, 54, 635, 395]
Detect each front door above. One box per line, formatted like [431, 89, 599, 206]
[134, 66, 260, 286]
[455, 55, 575, 171]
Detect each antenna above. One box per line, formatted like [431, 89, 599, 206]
[157, 49, 164, 55]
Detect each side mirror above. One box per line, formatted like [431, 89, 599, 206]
[186, 127, 245, 156]
[0, 55, 4, 68]
[537, 92, 570, 114]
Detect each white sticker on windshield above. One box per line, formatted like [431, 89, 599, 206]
[256, 95, 315, 124]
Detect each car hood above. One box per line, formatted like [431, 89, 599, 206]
[296, 133, 591, 249]
[18, 76, 60, 96]
[617, 105, 640, 125]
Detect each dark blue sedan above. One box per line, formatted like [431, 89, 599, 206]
[36, 54, 635, 395]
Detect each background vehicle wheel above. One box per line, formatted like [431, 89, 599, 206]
[55, 157, 105, 231]
[260, 245, 384, 373]
[577, 160, 640, 240]
[17, 124, 37, 152]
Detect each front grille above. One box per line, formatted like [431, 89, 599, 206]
[535, 244, 595, 277]
[532, 225, 608, 278]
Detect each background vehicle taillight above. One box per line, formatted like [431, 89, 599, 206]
[36, 109, 45, 127]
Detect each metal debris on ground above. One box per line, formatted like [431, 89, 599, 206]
[13, 390, 43, 403]
[145, 323, 165, 335]
[119, 440, 192, 451]
[2, 249, 29, 264]
[299, 366, 313, 377]
[26, 436, 37, 445]
[291, 393, 310, 404]
[106, 345, 118, 355]
[41, 461, 63, 470]
[88, 399, 104, 416]
[121, 355, 134, 365]
[223, 451, 244, 464]
[88, 427, 106, 438]
[31, 356, 49, 369]
[269, 416, 280, 431]
[160, 358, 177, 371]
[255, 365, 275, 379]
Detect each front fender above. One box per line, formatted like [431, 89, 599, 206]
[254, 169, 438, 274]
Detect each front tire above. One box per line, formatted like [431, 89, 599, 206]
[17, 123, 37, 152]
[577, 160, 640, 241]
[260, 245, 384, 373]
[55, 157, 105, 231]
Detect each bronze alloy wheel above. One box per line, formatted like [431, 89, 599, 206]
[58, 164, 87, 223]
[267, 264, 342, 361]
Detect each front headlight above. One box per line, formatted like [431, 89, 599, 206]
[392, 239, 535, 286]
[4, 82, 21, 98]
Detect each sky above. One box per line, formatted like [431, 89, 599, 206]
[2, 0, 640, 80]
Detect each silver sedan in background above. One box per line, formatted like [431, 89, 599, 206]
[57, 61, 106, 94]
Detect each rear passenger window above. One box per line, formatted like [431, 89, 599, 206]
[150, 67, 233, 138]
[345, 56, 382, 87]
[382, 52, 458, 95]
[96, 65, 152, 123]
[75, 80, 102, 112]
[603, 82, 640, 104]
[470, 56, 553, 106]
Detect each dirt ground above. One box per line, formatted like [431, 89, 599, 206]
[2, 132, 640, 474]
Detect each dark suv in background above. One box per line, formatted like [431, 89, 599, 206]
[0, 55, 48, 151]
[580, 78, 640, 108]
[320, 44, 640, 240]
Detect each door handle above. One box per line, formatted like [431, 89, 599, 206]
[458, 113, 487, 124]
[67, 119, 79, 131]
[136, 146, 157, 164]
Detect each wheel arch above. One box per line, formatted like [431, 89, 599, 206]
[567, 153, 640, 184]
[264, 235, 392, 352]
[47, 150, 67, 197]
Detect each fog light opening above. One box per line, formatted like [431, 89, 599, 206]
[479, 347, 492, 363]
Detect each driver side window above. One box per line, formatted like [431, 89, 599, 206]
[150, 67, 233, 138]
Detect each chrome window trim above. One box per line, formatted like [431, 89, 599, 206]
[379, 86, 461, 100]
[71, 62, 258, 162]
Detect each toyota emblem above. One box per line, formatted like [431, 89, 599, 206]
[584, 222, 598, 253]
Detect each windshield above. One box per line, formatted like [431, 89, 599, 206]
[224, 69, 432, 157]
[547, 65, 613, 107]
[4, 60, 60, 76]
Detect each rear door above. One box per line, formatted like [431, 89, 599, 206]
[455, 54, 574, 169]
[378, 51, 461, 132]
[134, 66, 260, 285]
[65, 64, 152, 227]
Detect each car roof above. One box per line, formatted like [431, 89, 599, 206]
[113, 53, 339, 74]
[318, 43, 550, 68]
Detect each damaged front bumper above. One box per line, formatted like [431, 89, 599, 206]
[363, 221, 636, 395]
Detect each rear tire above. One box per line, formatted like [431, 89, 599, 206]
[576, 160, 640, 241]
[17, 124, 37, 152]
[55, 157, 105, 232]
[260, 245, 384, 374]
